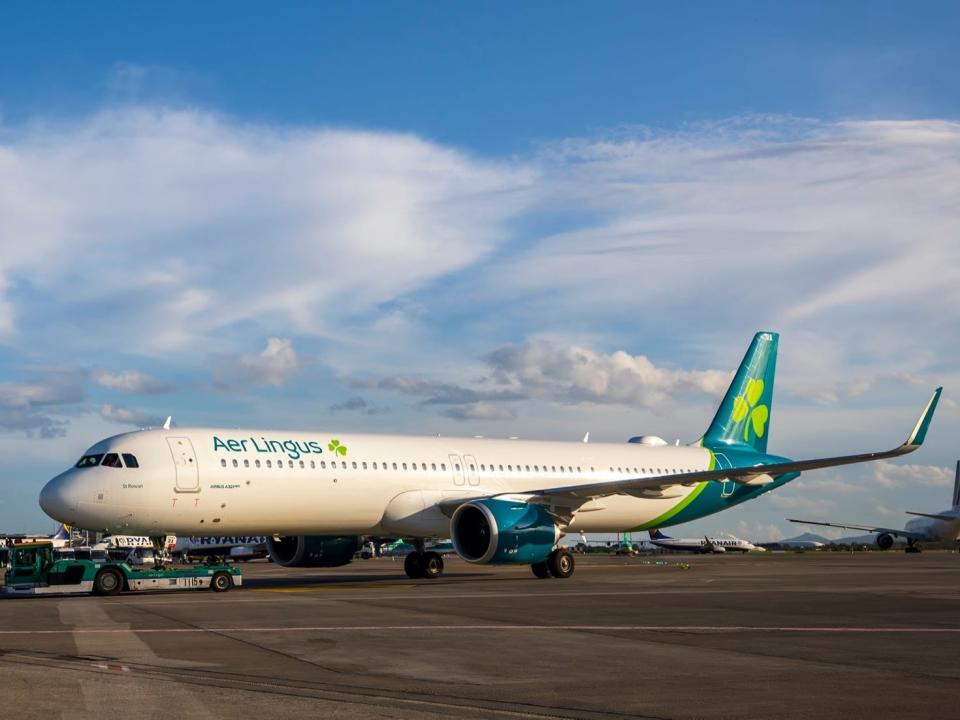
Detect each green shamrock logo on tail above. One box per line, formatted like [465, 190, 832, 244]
[328, 439, 348, 457]
[732, 378, 768, 442]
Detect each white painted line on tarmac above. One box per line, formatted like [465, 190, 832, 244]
[1, 624, 959, 635]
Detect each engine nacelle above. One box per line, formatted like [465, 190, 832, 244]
[266, 535, 361, 567]
[875, 533, 894, 550]
[451, 498, 560, 565]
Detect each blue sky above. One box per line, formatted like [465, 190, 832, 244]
[1, 3, 959, 538]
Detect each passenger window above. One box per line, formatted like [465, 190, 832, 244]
[524, 465, 530, 472]
[402, 463, 408, 470]
[255, 459, 261, 468]
[101, 453, 122, 468]
[441, 463, 446, 471]
[310, 460, 315, 469]
[221, 459, 227, 468]
[299, 460, 305, 468]
[266, 459, 272, 468]
[244, 459, 250, 468]
[122, 453, 139, 468]
[352, 461, 357, 469]
[372, 462, 378, 470]
[393, 462, 398, 470]
[499, 464, 504, 471]
[455, 464, 460, 471]
[232, 459, 239, 468]
[470, 464, 476, 471]
[559, 466, 564, 472]
[412, 462, 418, 470]
[577, 466, 581, 472]
[320, 461, 325, 469]
[289, 460, 294, 468]
[432, 463, 437, 471]
[551, 466, 556, 473]
[362, 462, 367, 470]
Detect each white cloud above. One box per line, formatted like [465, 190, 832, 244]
[92, 369, 172, 394]
[99, 403, 164, 428]
[0, 107, 532, 353]
[443, 402, 516, 421]
[215, 337, 300, 387]
[487, 340, 731, 407]
[870, 460, 954, 488]
[0, 376, 85, 438]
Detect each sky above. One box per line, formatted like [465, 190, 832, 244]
[1, 2, 959, 539]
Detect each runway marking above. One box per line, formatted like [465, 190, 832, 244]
[2, 624, 959, 635]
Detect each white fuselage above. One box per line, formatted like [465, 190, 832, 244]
[903, 510, 960, 543]
[650, 536, 759, 552]
[41, 428, 716, 538]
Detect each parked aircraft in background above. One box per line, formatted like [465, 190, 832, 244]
[648, 529, 763, 553]
[39, 332, 942, 581]
[789, 461, 960, 552]
[1, 524, 72, 549]
[172, 536, 267, 562]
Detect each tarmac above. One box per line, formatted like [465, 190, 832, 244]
[1, 552, 958, 720]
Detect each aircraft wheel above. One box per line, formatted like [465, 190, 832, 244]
[531, 561, 551, 579]
[421, 551, 444, 579]
[211, 571, 232, 592]
[404, 552, 424, 579]
[547, 549, 575, 579]
[94, 568, 123, 596]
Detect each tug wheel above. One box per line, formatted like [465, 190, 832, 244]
[94, 568, 123, 596]
[211, 571, 232, 592]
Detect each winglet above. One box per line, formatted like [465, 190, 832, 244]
[162, 416, 172, 430]
[903, 387, 941, 448]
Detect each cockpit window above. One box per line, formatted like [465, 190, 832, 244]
[101, 453, 123, 468]
[75, 454, 104, 468]
[122, 453, 139, 468]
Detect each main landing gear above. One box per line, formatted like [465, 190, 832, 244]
[531, 549, 575, 579]
[905, 539, 923, 554]
[404, 540, 445, 580]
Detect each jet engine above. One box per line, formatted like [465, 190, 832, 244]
[451, 498, 560, 564]
[266, 535, 361, 567]
[875, 533, 894, 550]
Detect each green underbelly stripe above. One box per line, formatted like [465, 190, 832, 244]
[629, 481, 709, 531]
[628, 449, 715, 532]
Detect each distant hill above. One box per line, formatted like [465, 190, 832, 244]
[779, 532, 831, 544]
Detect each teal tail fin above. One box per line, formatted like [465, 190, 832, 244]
[701, 332, 779, 453]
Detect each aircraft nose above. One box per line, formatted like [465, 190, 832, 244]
[39, 471, 79, 523]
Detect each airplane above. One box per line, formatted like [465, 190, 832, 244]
[38, 332, 942, 581]
[1, 524, 72, 549]
[788, 460, 960, 553]
[648, 529, 763, 553]
[171, 535, 268, 562]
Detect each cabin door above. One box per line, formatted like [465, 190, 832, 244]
[449, 454, 465, 486]
[168, 437, 200, 492]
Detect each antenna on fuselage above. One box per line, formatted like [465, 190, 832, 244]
[162, 416, 172, 430]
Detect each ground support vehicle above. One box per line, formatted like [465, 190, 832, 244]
[1, 541, 241, 597]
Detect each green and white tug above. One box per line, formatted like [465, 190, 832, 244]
[2, 541, 241, 597]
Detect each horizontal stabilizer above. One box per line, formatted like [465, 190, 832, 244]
[520, 387, 942, 503]
[904, 511, 957, 522]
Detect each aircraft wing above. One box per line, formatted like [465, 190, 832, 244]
[904, 511, 958, 522]
[519, 388, 941, 505]
[786, 518, 926, 540]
